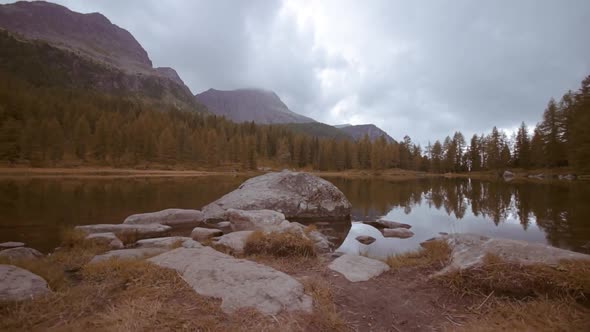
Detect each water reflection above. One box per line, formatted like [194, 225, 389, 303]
[328, 177, 590, 258]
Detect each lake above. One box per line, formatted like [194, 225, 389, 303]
[1, 175, 589, 257]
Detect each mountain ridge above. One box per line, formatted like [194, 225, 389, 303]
[195, 88, 316, 124]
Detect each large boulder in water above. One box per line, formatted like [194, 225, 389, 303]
[202, 170, 351, 221]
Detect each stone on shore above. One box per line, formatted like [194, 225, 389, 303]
[328, 254, 390, 282]
[85, 232, 124, 249]
[0, 247, 43, 261]
[135, 236, 201, 249]
[0, 265, 51, 301]
[148, 247, 312, 315]
[356, 235, 376, 245]
[0, 242, 25, 249]
[123, 209, 204, 226]
[202, 170, 351, 221]
[89, 248, 169, 264]
[437, 233, 590, 275]
[226, 209, 287, 232]
[382, 228, 415, 239]
[75, 224, 171, 241]
[213, 231, 254, 254]
[191, 227, 224, 242]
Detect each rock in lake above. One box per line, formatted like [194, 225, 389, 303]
[85, 232, 124, 249]
[356, 235, 376, 245]
[149, 247, 312, 315]
[75, 224, 171, 241]
[363, 220, 411, 229]
[328, 254, 390, 282]
[202, 170, 351, 221]
[382, 228, 415, 239]
[503, 170, 514, 179]
[436, 233, 590, 275]
[123, 209, 204, 226]
[0, 241, 25, 249]
[0, 247, 43, 261]
[216, 221, 231, 228]
[0, 264, 50, 301]
[191, 227, 224, 242]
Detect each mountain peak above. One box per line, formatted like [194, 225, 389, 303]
[195, 88, 316, 124]
[338, 124, 395, 143]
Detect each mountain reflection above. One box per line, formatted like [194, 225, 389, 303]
[328, 177, 590, 253]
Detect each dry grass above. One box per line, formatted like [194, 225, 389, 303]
[386, 240, 451, 270]
[244, 231, 317, 258]
[439, 254, 590, 301]
[301, 276, 348, 331]
[446, 298, 590, 332]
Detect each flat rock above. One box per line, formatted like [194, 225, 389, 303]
[213, 231, 254, 254]
[0, 264, 50, 301]
[355, 235, 376, 245]
[86, 232, 124, 249]
[328, 254, 390, 282]
[75, 224, 171, 240]
[382, 228, 415, 239]
[123, 209, 204, 226]
[135, 236, 201, 249]
[202, 170, 351, 221]
[226, 209, 287, 232]
[148, 247, 312, 315]
[437, 233, 590, 275]
[0, 241, 25, 249]
[0, 247, 43, 261]
[191, 228, 224, 242]
[363, 220, 412, 229]
[89, 248, 169, 264]
[216, 221, 231, 228]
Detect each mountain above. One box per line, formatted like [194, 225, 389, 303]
[0, 1, 201, 111]
[285, 123, 353, 140]
[337, 124, 396, 143]
[195, 88, 316, 124]
[334, 124, 352, 129]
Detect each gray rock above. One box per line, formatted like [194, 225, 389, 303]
[216, 221, 231, 228]
[123, 208, 204, 226]
[135, 236, 201, 249]
[363, 220, 412, 229]
[213, 231, 255, 254]
[226, 209, 287, 232]
[328, 254, 390, 282]
[75, 224, 171, 240]
[308, 230, 331, 252]
[0, 265, 50, 301]
[355, 235, 376, 245]
[0, 242, 25, 249]
[503, 170, 514, 179]
[149, 247, 312, 315]
[191, 227, 224, 242]
[202, 171, 351, 221]
[382, 228, 415, 239]
[0, 247, 43, 261]
[85, 232, 124, 249]
[89, 248, 169, 264]
[558, 174, 576, 180]
[437, 233, 590, 275]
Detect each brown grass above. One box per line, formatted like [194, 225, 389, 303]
[446, 298, 590, 332]
[386, 240, 451, 270]
[244, 231, 317, 258]
[439, 254, 590, 301]
[301, 276, 348, 331]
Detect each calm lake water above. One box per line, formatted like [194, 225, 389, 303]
[1, 175, 589, 256]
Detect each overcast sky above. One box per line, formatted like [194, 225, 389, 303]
[19, 0, 590, 144]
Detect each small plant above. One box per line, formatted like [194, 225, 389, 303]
[244, 231, 316, 258]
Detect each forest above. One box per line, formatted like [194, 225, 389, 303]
[1, 69, 589, 173]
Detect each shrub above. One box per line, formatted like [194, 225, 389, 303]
[244, 231, 316, 258]
[386, 240, 451, 270]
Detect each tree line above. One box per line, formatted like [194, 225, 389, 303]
[1, 71, 589, 173]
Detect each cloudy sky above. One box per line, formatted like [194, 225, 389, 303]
[23, 0, 590, 144]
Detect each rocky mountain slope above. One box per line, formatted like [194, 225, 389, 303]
[0, 1, 200, 111]
[195, 88, 316, 124]
[337, 124, 395, 143]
